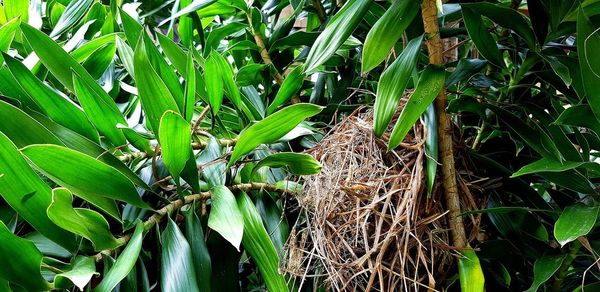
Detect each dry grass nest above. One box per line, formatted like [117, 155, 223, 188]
[282, 107, 486, 291]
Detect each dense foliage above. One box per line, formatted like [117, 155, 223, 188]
[0, 0, 598, 291]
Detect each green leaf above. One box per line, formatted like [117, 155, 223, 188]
[461, 6, 504, 68]
[228, 103, 323, 166]
[461, 2, 536, 49]
[373, 36, 423, 137]
[555, 104, 600, 135]
[0, 131, 76, 250]
[2, 54, 99, 142]
[119, 8, 143, 48]
[208, 185, 244, 250]
[267, 66, 304, 114]
[198, 137, 226, 187]
[577, 8, 600, 122]
[205, 51, 225, 116]
[158, 0, 218, 27]
[0, 221, 50, 291]
[423, 104, 438, 197]
[50, 0, 93, 37]
[54, 256, 98, 291]
[237, 192, 288, 292]
[73, 71, 128, 146]
[161, 218, 200, 292]
[47, 188, 119, 251]
[159, 111, 192, 182]
[236, 63, 266, 86]
[183, 50, 196, 122]
[511, 158, 594, 177]
[304, 0, 373, 72]
[554, 204, 599, 247]
[0, 100, 63, 148]
[361, 0, 420, 72]
[133, 35, 181, 133]
[22, 145, 149, 216]
[388, 65, 445, 149]
[20, 22, 97, 92]
[525, 255, 566, 292]
[3, 0, 28, 22]
[82, 41, 117, 79]
[458, 248, 485, 292]
[0, 18, 20, 53]
[184, 208, 212, 291]
[212, 52, 249, 117]
[93, 221, 144, 292]
[252, 153, 321, 176]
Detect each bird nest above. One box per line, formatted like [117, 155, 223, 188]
[282, 108, 467, 291]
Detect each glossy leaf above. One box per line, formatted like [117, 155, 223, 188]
[208, 185, 244, 250]
[47, 188, 119, 251]
[2, 53, 99, 142]
[54, 256, 98, 291]
[373, 36, 423, 137]
[361, 0, 420, 72]
[0, 131, 76, 250]
[22, 145, 148, 215]
[93, 221, 144, 292]
[511, 158, 599, 177]
[577, 8, 600, 122]
[458, 248, 485, 292]
[184, 208, 212, 291]
[525, 255, 566, 292]
[554, 204, 599, 247]
[0, 221, 50, 291]
[50, 0, 93, 37]
[228, 103, 323, 166]
[388, 65, 445, 149]
[204, 51, 225, 115]
[267, 66, 305, 114]
[0, 100, 64, 147]
[159, 111, 192, 182]
[183, 50, 196, 122]
[161, 218, 200, 292]
[237, 192, 288, 292]
[423, 104, 438, 197]
[461, 6, 504, 68]
[304, 0, 373, 72]
[252, 153, 321, 176]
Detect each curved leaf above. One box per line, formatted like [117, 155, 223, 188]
[208, 185, 244, 250]
[205, 51, 224, 115]
[461, 6, 504, 68]
[252, 153, 321, 176]
[267, 66, 305, 114]
[0, 100, 63, 147]
[525, 255, 566, 292]
[161, 218, 200, 292]
[228, 103, 323, 166]
[49, 0, 93, 38]
[458, 248, 485, 292]
[554, 204, 599, 247]
[184, 208, 212, 291]
[159, 111, 192, 182]
[54, 256, 98, 291]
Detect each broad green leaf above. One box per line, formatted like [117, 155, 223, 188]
[236, 63, 266, 86]
[388, 65, 445, 149]
[183, 50, 196, 122]
[0, 221, 50, 291]
[0, 100, 63, 147]
[29, 111, 150, 190]
[93, 221, 144, 292]
[49, 0, 93, 37]
[525, 255, 566, 292]
[208, 185, 244, 250]
[267, 66, 304, 114]
[82, 42, 117, 79]
[555, 104, 600, 134]
[54, 256, 98, 291]
[47, 188, 119, 251]
[423, 104, 438, 197]
[0, 18, 20, 53]
[20, 22, 98, 92]
[212, 52, 250, 117]
[373, 36, 422, 137]
[3, 0, 28, 22]
[445, 59, 487, 86]
[0, 132, 76, 251]
[119, 8, 143, 48]
[252, 153, 321, 176]
[577, 8, 600, 121]
[73, 71, 128, 146]
[554, 204, 599, 247]
[133, 35, 181, 132]
[304, 0, 373, 72]
[462, 2, 536, 49]
[510, 158, 600, 177]
[159, 0, 218, 26]
[237, 192, 288, 292]
[205, 51, 225, 115]
[156, 32, 188, 75]
[159, 111, 192, 182]
[22, 145, 148, 214]
[116, 36, 135, 78]
[2, 54, 99, 142]
[461, 6, 504, 68]
[178, 0, 194, 47]
[458, 248, 485, 292]
[161, 218, 200, 292]
[228, 103, 323, 166]
[184, 208, 212, 291]
[361, 0, 420, 72]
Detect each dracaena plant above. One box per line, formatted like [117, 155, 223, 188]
[1, 0, 600, 291]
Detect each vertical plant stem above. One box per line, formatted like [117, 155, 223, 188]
[421, 0, 467, 249]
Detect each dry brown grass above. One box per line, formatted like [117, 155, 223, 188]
[281, 108, 468, 291]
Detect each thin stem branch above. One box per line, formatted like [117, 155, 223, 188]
[94, 182, 294, 261]
[421, 0, 467, 249]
